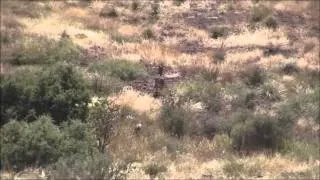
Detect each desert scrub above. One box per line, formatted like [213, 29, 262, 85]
[144, 163, 167, 179]
[88, 59, 147, 81]
[210, 26, 229, 39]
[88, 74, 125, 96]
[100, 6, 118, 18]
[142, 28, 155, 39]
[2, 1, 52, 18]
[111, 32, 140, 43]
[249, 4, 277, 29]
[7, 34, 83, 65]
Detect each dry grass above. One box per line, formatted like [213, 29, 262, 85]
[110, 88, 162, 120]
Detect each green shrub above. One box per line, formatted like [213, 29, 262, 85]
[89, 74, 125, 96]
[100, 6, 118, 18]
[150, 3, 160, 20]
[211, 26, 229, 39]
[142, 28, 155, 39]
[111, 32, 140, 43]
[223, 158, 245, 178]
[230, 112, 284, 151]
[0, 116, 61, 171]
[132, 1, 139, 11]
[2, 1, 51, 18]
[174, 0, 185, 6]
[242, 65, 266, 87]
[8, 35, 83, 65]
[0, 68, 41, 125]
[263, 15, 277, 29]
[50, 151, 126, 179]
[60, 120, 96, 157]
[213, 49, 226, 63]
[249, 4, 272, 23]
[281, 139, 320, 161]
[88, 59, 147, 81]
[160, 103, 192, 138]
[34, 63, 90, 123]
[87, 99, 131, 152]
[144, 163, 167, 178]
[196, 67, 219, 82]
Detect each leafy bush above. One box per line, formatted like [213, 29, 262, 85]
[230, 112, 286, 151]
[281, 139, 320, 161]
[60, 120, 96, 157]
[88, 59, 147, 81]
[213, 49, 226, 63]
[0, 116, 61, 171]
[87, 99, 131, 152]
[142, 28, 155, 39]
[263, 15, 277, 29]
[2, 1, 51, 18]
[150, 3, 160, 20]
[111, 32, 140, 43]
[242, 65, 266, 87]
[100, 6, 118, 18]
[0, 68, 41, 125]
[249, 4, 272, 23]
[160, 102, 193, 138]
[89, 74, 125, 96]
[50, 152, 126, 179]
[132, 1, 139, 11]
[211, 26, 229, 39]
[8, 35, 83, 65]
[144, 163, 167, 178]
[34, 63, 89, 123]
[174, 0, 186, 6]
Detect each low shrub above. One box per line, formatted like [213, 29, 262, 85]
[223, 158, 245, 178]
[249, 4, 272, 23]
[242, 65, 266, 87]
[160, 103, 192, 138]
[100, 7, 118, 18]
[174, 0, 186, 6]
[89, 74, 124, 96]
[132, 1, 139, 11]
[49, 152, 126, 179]
[144, 163, 167, 179]
[8, 34, 83, 65]
[88, 59, 147, 81]
[0, 116, 61, 171]
[263, 15, 277, 29]
[230, 111, 285, 151]
[213, 49, 226, 63]
[3, 1, 51, 18]
[281, 139, 320, 161]
[111, 32, 140, 43]
[142, 28, 155, 39]
[150, 3, 160, 20]
[210, 26, 229, 39]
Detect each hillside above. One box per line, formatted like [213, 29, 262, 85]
[1, 0, 319, 179]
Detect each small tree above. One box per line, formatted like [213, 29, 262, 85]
[87, 99, 129, 152]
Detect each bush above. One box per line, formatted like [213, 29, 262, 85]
[3, 1, 51, 18]
[142, 28, 155, 39]
[0, 116, 61, 171]
[160, 103, 193, 138]
[174, 0, 186, 6]
[34, 63, 90, 123]
[100, 7, 118, 18]
[223, 158, 245, 178]
[89, 74, 125, 96]
[0, 68, 40, 125]
[144, 163, 167, 178]
[60, 120, 96, 157]
[87, 99, 131, 152]
[150, 3, 160, 20]
[132, 1, 139, 11]
[8, 35, 83, 65]
[230, 112, 285, 151]
[213, 49, 226, 63]
[281, 139, 320, 161]
[263, 15, 277, 29]
[88, 59, 147, 81]
[50, 153, 126, 179]
[242, 65, 266, 87]
[249, 4, 272, 23]
[210, 26, 229, 39]
[111, 32, 140, 43]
